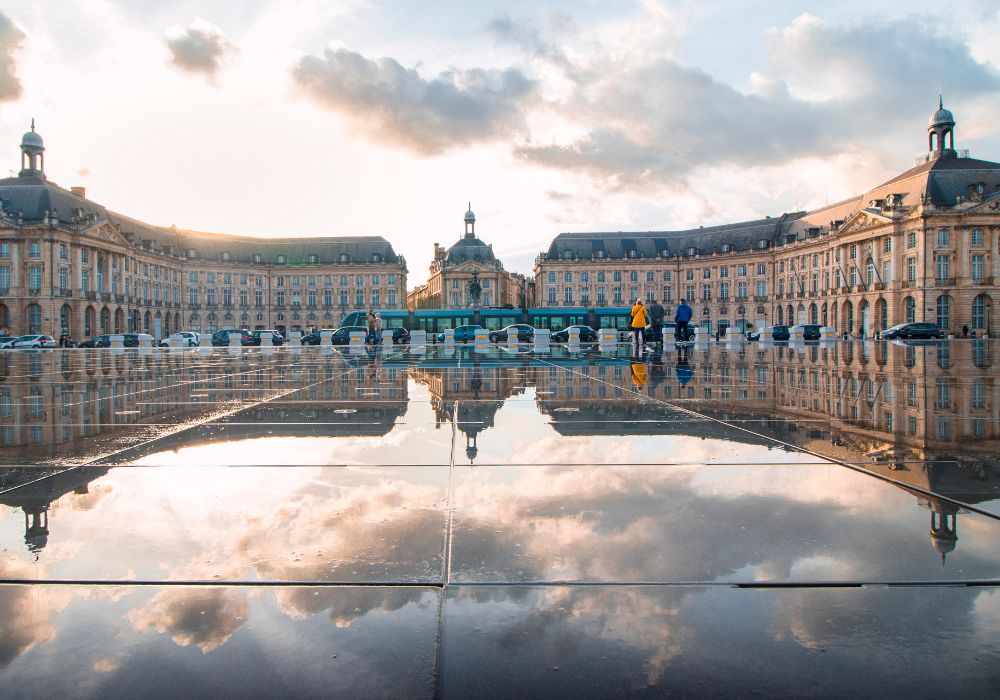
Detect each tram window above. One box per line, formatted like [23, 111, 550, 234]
[485, 317, 503, 330]
[503, 316, 518, 326]
[386, 318, 404, 328]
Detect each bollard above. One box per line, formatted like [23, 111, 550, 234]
[506, 330, 519, 346]
[320, 330, 332, 347]
[110, 334, 124, 349]
[138, 333, 153, 355]
[569, 328, 580, 344]
[534, 329, 551, 349]
[759, 327, 774, 341]
[598, 328, 617, 345]
[199, 333, 212, 347]
[228, 332, 241, 347]
[694, 327, 709, 343]
[260, 332, 273, 347]
[410, 330, 426, 346]
[289, 331, 302, 348]
[382, 329, 393, 346]
[821, 326, 836, 340]
[444, 329, 455, 347]
[474, 330, 488, 344]
[790, 325, 805, 342]
[349, 331, 366, 347]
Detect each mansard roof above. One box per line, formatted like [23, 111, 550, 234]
[445, 236, 497, 265]
[544, 215, 803, 260]
[0, 176, 402, 265]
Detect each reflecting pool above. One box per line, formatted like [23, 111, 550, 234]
[1, 341, 998, 698]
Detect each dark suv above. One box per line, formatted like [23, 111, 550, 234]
[211, 329, 253, 346]
[249, 330, 284, 346]
[883, 322, 943, 340]
[489, 325, 534, 343]
[801, 325, 823, 340]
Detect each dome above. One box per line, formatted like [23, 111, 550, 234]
[21, 129, 43, 150]
[464, 208, 476, 223]
[929, 99, 955, 128]
[445, 236, 496, 264]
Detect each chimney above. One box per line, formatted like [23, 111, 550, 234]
[71, 186, 86, 199]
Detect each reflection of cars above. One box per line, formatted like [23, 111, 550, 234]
[883, 322, 942, 340]
[437, 325, 484, 343]
[749, 325, 790, 341]
[78, 334, 111, 348]
[159, 332, 199, 347]
[211, 329, 253, 346]
[489, 325, 534, 343]
[12, 334, 57, 348]
[550, 325, 598, 342]
[250, 330, 284, 346]
[330, 326, 369, 345]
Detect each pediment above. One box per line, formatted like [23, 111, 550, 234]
[81, 222, 131, 247]
[839, 209, 892, 236]
[966, 192, 1000, 214]
[449, 260, 495, 272]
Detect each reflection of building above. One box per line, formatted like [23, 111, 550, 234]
[412, 362, 526, 462]
[0, 124, 407, 338]
[535, 102, 1000, 336]
[407, 207, 527, 311]
[527, 342, 1000, 559]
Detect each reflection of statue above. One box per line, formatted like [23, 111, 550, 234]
[468, 271, 482, 306]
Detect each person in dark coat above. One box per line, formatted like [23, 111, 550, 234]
[649, 300, 665, 345]
[674, 300, 692, 342]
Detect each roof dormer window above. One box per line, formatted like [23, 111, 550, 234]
[757, 239, 769, 250]
[276, 255, 286, 264]
[252, 254, 262, 263]
[339, 254, 349, 263]
[721, 243, 732, 253]
[221, 251, 230, 261]
[627, 249, 638, 259]
[308, 254, 319, 264]
[660, 249, 669, 258]
[371, 253, 381, 262]
[562, 250, 573, 260]
[595, 249, 605, 259]
[687, 247, 697, 257]
[187, 249, 196, 259]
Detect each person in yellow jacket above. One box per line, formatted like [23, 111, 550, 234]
[630, 300, 647, 347]
[631, 362, 647, 386]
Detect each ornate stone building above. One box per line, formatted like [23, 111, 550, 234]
[535, 102, 1000, 336]
[0, 125, 407, 338]
[407, 206, 528, 311]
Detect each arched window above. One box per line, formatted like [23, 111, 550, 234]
[877, 298, 887, 331]
[810, 303, 818, 324]
[905, 296, 916, 324]
[821, 304, 828, 327]
[777, 306, 783, 324]
[26, 304, 41, 331]
[972, 294, 989, 330]
[846, 301, 853, 334]
[797, 305, 806, 325]
[595, 249, 605, 259]
[936, 295, 950, 330]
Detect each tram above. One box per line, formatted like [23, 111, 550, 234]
[339, 306, 642, 334]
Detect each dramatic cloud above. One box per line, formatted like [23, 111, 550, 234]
[164, 18, 236, 83]
[292, 46, 537, 155]
[0, 10, 24, 103]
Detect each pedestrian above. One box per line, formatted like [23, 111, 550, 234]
[674, 299, 692, 342]
[374, 312, 383, 344]
[649, 298, 665, 345]
[366, 310, 375, 344]
[630, 298, 647, 348]
[963, 325, 969, 339]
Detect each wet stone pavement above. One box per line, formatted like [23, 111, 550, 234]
[0, 340, 998, 699]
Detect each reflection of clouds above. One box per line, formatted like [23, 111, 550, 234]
[274, 587, 433, 628]
[0, 560, 78, 668]
[128, 587, 251, 653]
[510, 435, 634, 464]
[64, 485, 114, 511]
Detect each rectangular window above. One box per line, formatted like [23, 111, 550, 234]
[372, 290, 380, 305]
[778, 279, 784, 295]
[59, 267, 68, 291]
[275, 291, 284, 306]
[664, 271, 672, 281]
[340, 276, 347, 286]
[719, 268, 728, 278]
[0, 242, 8, 258]
[757, 264, 766, 275]
[581, 287, 590, 303]
[548, 288, 557, 303]
[598, 272, 606, 282]
[936, 255, 950, 280]
[882, 261, 891, 284]
[719, 282, 729, 299]
[937, 229, 949, 246]
[548, 272, 556, 283]
[356, 290, 364, 305]
[240, 275, 247, 285]
[223, 289, 232, 306]
[206, 288, 214, 305]
[292, 276, 300, 287]
[206, 272, 215, 284]
[737, 282, 747, 299]
[702, 284, 711, 301]
[684, 270, 693, 280]
[614, 287, 623, 303]
[598, 287, 606, 303]
[189, 272, 197, 283]
[29, 265, 42, 291]
[0, 266, 8, 292]
[686, 285, 695, 301]
[360, 276, 367, 287]
[308, 276, 316, 286]
[339, 290, 347, 306]
[972, 229, 984, 246]
[756, 281, 767, 297]
[565, 272, 573, 283]
[907, 231, 917, 249]
[850, 245, 857, 259]
[255, 291, 264, 306]
[737, 266, 746, 276]
[850, 267, 857, 287]
[189, 289, 198, 305]
[564, 287, 573, 303]
[81, 249, 88, 263]
[883, 237, 891, 253]
[308, 290, 316, 306]
[291, 291, 301, 306]
[240, 290, 248, 306]
[324, 290, 332, 305]
[972, 255, 984, 280]
[702, 269, 711, 279]
[663, 286, 672, 301]
[646, 272, 654, 282]
[907, 258, 916, 281]
[387, 289, 396, 306]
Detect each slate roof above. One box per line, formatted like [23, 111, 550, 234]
[445, 236, 497, 265]
[0, 177, 402, 266]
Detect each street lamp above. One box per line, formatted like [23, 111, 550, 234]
[987, 302, 992, 339]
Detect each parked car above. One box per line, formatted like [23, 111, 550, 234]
[883, 322, 942, 340]
[489, 324, 534, 343]
[210, 329, 253, 346]
[0, 335, 30, 349]
[10, 334, 57, 349]
[748, 325, 790, 341]
[437, 325, 485, 343]
[330, 326, 370, 345]
[384, 328, 411, 344]
[800, 324, 823, 340]
[78, 334, 112, 348]
[160, 332, 200, 347]
[550, 325, 598, 342]
[120, 334, 141, 347]
[249, 330, 284, 346]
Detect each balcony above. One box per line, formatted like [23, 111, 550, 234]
[901, 281, 913, 289]
[754, 295, 768, 302]
[935, 278, 956, 287]
[188, 303, 201, 309]
[975, 277, 994, 285]
[29, 288, 42, 296]
[115, 294, 125, 303]
[84, 291, 97, 300]
[59, 289, 73, 297]
[102, 292, 112, 301]
[874, 283, 885, 291]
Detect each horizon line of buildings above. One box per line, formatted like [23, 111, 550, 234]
[2, 99, 1000, 338]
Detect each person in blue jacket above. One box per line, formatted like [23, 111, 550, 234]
[674, 300, 692, 342]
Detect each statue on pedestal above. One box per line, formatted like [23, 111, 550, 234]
[468, 270, 482, 308]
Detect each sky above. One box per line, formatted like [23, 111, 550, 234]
[1, 1, 999, 285]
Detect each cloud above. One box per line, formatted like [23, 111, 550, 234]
[291, 46, 537, 155]
[164, 18, 236, 83]
[128, 587, 250, 653]
[0, 10, 24, 103]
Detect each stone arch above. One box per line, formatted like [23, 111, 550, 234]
[85, 305, 96, 337]
[831, 301, 838, 332]
[797, 304, 806, 326]
[821, 302, 828, 327]
[143, 311, 151, 333]
[101, 306, 110, 335]
[876, 297, 887, 332]
[972, 293, 991, 331]
[843, 300, 853, 335]
[115, 308, 124, 334]
[60, 304, 72, 335]
[858, 299, 870, 337]
[809, 303, 818, 325]
[27, 303, 42, 333]
[904, 296, 916, 324]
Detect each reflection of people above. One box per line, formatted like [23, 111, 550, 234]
[631, 362, 647, 386]
[649, 300, 664, 345]
[675, 300, 692, 342]
[630, 300, 647, 347]
[675, 347, 692, 386]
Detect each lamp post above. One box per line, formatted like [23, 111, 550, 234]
[987, 302, 992, 339]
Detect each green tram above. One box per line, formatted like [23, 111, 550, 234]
[339, 307, 642, 335]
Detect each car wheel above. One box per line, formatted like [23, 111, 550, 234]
[489, 334, 497, 343]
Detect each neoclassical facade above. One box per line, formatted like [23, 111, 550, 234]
[535, 102, 1000, 336]
[407, 207, 527, 311]
[0, 126, 407, 338]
